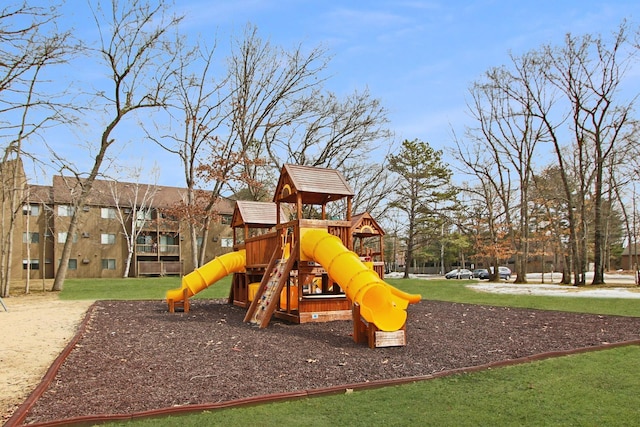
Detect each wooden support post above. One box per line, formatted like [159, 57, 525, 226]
[167, 288, 190, 313]
[352, 302, 377, 348]
[182, 287, 190, 313]
[352, 303, 368, 345]
[352, 302, 407, 348]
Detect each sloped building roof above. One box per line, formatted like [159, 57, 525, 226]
[26, 184, 53, 204]
[621, 244, 640, 256]
[48, 175, 234, 214]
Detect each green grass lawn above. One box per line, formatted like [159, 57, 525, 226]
[58, 276, 231, 301]
[56, 276, 640, 426]
[105, 346, 640, 427]
[386, 278, 640, 317]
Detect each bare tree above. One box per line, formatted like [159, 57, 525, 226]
[543, 24, 638, 284]
[225, 25, 393, 219]
[108, 166, 159, 277]
[51, 0, 182, 291]
[275, 89, 391, 169]
[457, 22, 638, 286]
[611, 129, 640, 282]
[452, 124, 515, 281]
[148, 36, 234, 268]
[342, 160, 394, 219]
[463, 51, 549, 283]
[280, 89, 393, 219]
[226, 24, 330, 198]
[0, 159, 27, 297]
[531, 165, 574, 283]
[0, 2, 74, 296]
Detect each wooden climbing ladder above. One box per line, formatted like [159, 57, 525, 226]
[244, 240, 299, 328]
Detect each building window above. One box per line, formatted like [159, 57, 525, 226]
[136, 209, 152, 227]
[59, 258, 78, 270]
[158, 234, 178, 254]
[23, 204, 40, 216]
[101, 259, 116, 270]
[57, 232, 78, 243]
[101, 233, 116, 244]
[23, 232, 40, 244]
[101, 207, 117, 219]
[221, 214, 232, 225]
[57, 205, 75, 217]
[23, 259, 40, 270]
[221, 237, 233, 248]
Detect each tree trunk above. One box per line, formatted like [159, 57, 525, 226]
[123, 246, 134, 278]
[190, 222, 199, 270]
[1, 223, 15, 298]
[199, 225, 211, 267]
[25, 207, 30, 294]
[591, 157, 605, 285]
[52, 210, 81, 291]
[1, 160, 24, 297]
[403, 224, 414, 279]
[403, 244, 412, 279]
[122, 214, 137, 278]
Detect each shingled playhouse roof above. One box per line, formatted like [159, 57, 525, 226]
[231, 200, 287, 229]
[351, 212, 385, 237]
[273, 164, 354, 205]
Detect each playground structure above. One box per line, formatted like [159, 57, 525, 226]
[166, 164, 421, 348]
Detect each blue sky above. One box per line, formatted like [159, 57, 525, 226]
[22, 0, 640, 187]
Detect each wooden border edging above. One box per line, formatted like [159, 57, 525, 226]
[7, 329, 640, 427]
[5, 301, 99, 427]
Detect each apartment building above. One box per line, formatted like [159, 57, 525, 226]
[11, 162, 234, 280]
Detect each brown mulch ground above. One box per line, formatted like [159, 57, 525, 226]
[20, 299, 640, 424]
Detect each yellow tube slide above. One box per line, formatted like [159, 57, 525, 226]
[166, 250, 246, 302]
[300, 229, 421, 332]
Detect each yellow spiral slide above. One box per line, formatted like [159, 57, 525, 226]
[167, 230, 420, 333]
[300, 228, 421, 331]
[165, 250, 246, 303]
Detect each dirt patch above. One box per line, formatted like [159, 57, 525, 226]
[13, 298, 640, 425]
[0, 293, 93, 423]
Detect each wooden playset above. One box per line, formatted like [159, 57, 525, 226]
[166, 164, 420, 348]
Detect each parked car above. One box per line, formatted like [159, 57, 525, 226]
[445, 268, 473, 279]
[472, 268, 487, 278]
[478, 266, 512, 280]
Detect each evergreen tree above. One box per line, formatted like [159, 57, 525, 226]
[388, 139, 457, 278]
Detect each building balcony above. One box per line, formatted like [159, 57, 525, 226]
[135, 244, 180, 255]
[136, 219, 180, 232]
